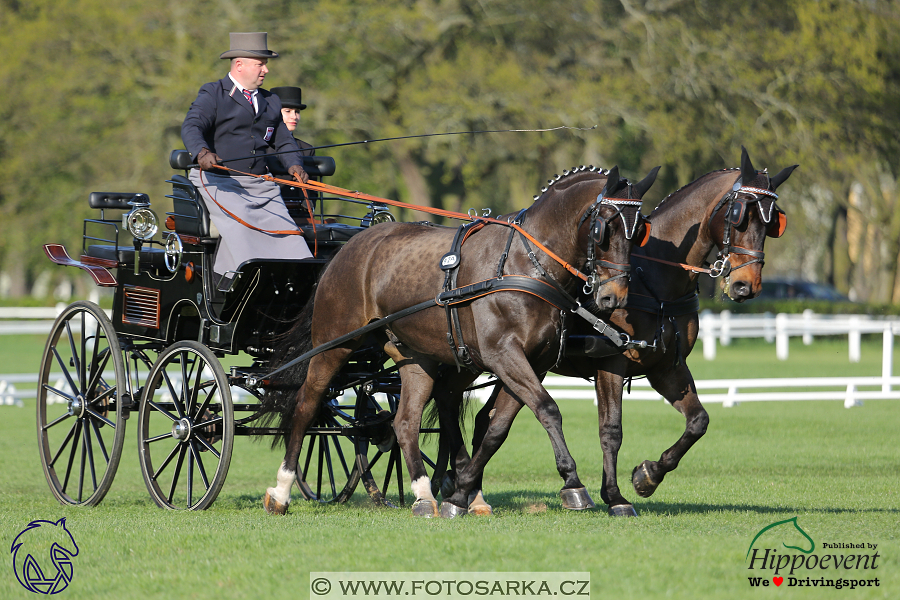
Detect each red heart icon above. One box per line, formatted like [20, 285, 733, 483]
[773, 577, 783, 586]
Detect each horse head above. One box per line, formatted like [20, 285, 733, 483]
[582, 165, 658, 311]
[708, 147, 798, 301]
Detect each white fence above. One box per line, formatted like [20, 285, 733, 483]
[3, 308, 898, 409]
[699, 309, 900, 362]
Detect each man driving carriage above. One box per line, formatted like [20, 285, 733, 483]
[181, 32, 313, 290]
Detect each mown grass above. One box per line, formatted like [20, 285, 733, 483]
[1, 334, 898, 599]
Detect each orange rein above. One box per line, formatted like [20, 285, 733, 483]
[208, 165, 591, 283]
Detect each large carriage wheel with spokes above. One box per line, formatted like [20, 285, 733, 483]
[37, 301, 128, 506]
[294, 369, 449, 506]
[137, 341, 234, 510]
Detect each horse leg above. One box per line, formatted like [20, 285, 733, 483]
[389, 359, 443, 517]
[594, 364, 637, 517]
[632, 364, 709, 498]
[444, 362, 592, 516]
[264, 348, 353, 514]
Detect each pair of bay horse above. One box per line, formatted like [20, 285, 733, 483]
[261, 148, 797, 517]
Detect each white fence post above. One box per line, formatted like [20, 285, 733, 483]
[720, 310, 732, 346]
[849, 316, 861, 363]
[883, 325, 893, 394]
[802, 308, 814, 345]
[776, 313, 789, 360]
[701, 310, 717, 360]
[763, 312, 775, 343]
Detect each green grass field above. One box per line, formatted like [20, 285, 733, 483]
[1, 334, 898, 599]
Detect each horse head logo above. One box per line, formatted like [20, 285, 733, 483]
[10, 518, 79, 594]
[746, 516, 815, 560]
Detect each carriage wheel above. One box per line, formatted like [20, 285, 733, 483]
[37, 301, 127, 506]
[137, 341, 234, 510]
[294, 384, 449, 506]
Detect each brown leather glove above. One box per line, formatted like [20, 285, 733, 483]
[288, 164, 309, 184]
[196, 148, 223, 171]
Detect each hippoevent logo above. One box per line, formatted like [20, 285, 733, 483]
[10, 518, 79, 594]
[746, 517, 881, 591]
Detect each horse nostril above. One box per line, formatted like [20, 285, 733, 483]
[732, 281, 750, 297]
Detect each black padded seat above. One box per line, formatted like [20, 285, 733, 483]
[86, 245, 168, 268]
[299, 223, 365, 242]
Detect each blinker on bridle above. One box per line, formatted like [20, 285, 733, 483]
[580, 183, 652, 294]
[709, 175, 787, 278]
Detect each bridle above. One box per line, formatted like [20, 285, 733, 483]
[707, 175, 786, 278]
[579, 184, 651, 294]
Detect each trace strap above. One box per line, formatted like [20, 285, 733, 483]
[260, 275, 625, 383]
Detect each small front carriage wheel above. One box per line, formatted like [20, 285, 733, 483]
[137, 341, 233, 510]
[37, 301, 128, 506]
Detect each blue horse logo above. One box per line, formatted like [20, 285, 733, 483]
[10, 518, 79, 594]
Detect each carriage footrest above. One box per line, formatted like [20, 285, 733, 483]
[44, 244, 118, 287]
[565, 334, 623, 359]
[86, 245, 168, 269]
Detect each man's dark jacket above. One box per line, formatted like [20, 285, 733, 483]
[182, 76, 302, 175]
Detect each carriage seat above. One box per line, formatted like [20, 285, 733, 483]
[85, 244, 167, 268]
[89, 192, 149, 210]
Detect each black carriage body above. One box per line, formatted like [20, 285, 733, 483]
[38, 152, 447, 510]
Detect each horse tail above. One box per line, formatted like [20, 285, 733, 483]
[420, 369, 476, 443]
[257, 289, 317, 449]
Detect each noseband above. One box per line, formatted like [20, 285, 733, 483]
[708, 179, 782, 278]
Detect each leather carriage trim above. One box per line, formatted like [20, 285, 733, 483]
[80, 254, 119, 268]
[43, 244, 118, 287]
[122, 285, 162, 329]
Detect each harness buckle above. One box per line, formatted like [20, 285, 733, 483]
[709, 258, 728, 278]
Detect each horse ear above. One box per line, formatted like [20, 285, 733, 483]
[770, 164, 799, 191]
[604, 166, 620, 197]
[632, 165, 661, 199]
[740, 146, 756, 184]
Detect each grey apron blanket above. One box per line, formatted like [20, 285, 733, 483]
[189, 170, 312, 279]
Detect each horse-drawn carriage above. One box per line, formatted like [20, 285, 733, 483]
[37, 144, 796, 517]
[38, 150, 449, 510]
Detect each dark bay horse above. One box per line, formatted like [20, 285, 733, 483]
[457, 148, 797, 516]
[261, 165, 659, 516]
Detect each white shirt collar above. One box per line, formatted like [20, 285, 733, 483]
[228, 73, 256, 96]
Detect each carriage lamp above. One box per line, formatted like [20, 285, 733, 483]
[361, 203, 396, 227]
[123, 198, 159, 240]
[123, 197, 159, 275]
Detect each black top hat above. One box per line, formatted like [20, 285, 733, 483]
[271, 86, 307, 110]
[220, 32, 278, 59]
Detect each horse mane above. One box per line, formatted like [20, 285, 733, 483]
[650, 167, 739, 216]
[531, 165, 610, 199]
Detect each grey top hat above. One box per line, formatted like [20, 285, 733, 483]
[220, 32, 279, 59]
[271, 86, 307, 110]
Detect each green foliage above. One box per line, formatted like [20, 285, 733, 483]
[2, 0, 899, 302]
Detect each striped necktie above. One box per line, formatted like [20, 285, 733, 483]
[242, 89, 253, 108]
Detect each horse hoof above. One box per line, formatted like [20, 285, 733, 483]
[468, 502, 493, 516]
[411, 498, 439, 518]
[632, 461, 659, 498]
[560, 487, 595, 510]
[264, 489, 288, 515]
[440, 502, 467, 519]
[608, 504, 638, 517]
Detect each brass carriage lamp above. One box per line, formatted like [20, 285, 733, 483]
[123, 195, 159, 275]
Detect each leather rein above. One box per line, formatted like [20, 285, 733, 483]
[203, 164, 597, 284]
